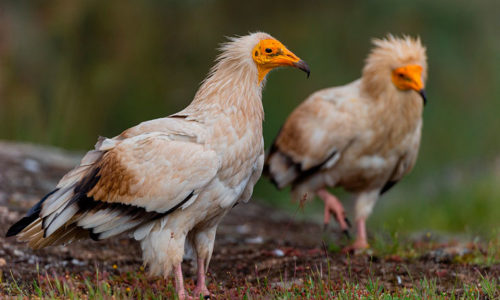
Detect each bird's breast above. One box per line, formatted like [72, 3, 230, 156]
[209, 116, 263, 180]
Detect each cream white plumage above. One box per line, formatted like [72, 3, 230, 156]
[265, 35, 427, 251]
[7, 32, 309, 299]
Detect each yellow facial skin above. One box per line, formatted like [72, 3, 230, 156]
[391, 64, 427, 104]
[252, 39, 310, 83]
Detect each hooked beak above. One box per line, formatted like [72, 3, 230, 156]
[293, 60, 311, 78]
[418, 89, 427, 106]
[273, 47, 311, 79]
[254, 39, 311, 83]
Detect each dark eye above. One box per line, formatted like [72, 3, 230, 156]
[398, 73, 405, 78]
[254, 51, 258, 56]
[265, 48, 272, 53]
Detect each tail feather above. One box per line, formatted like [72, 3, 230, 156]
[41, 187, 74, 218]
[20, 218, 42, 237]
[6, 148, 103, 240]
[6, 140, 190, 248]
[44, 203, 79, 237]
[23, 221, 89, 249]
[36, 226, 89, 249]
[266, 152, 301, 189]
[5, 189, 59, 237]
[41, 187, 76, 232]
[77, 208, 121, 229]
[98, 220, 142, 239]
[6, 215, 40, 238]
[6, 149, 103, 242]
[265, 142, 340, 204]
[91, 212, 132, 233]
[27, 230, 45, 249]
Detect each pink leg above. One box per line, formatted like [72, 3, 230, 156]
[175, 263, 189, 300]
[193, 258, 210, 298]
[343, 217, 370, 253]
[317, 189, 349, 232]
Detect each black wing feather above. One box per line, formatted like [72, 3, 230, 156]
[379, 180, 399, 195]
[6, 189, 59, 237]
[7, 164, 195, 242]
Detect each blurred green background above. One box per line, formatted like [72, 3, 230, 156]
[1, 0, 499, 235]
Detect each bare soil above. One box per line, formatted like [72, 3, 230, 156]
[0, 141, 498, 296]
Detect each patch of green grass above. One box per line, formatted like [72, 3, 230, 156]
[3, 247, 499, 299]
[1, 275, 493, 299]
[370, 166, 500, 236]
[257, 163, 500, 245]
[479, 275, 498, 300]
[464, 229, 500, 266]
[2, 268, 178, 299]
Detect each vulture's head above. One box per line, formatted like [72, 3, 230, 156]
[216, 32, 310, 83]
[362, 35, 428, 105]
[251, 35, 310, 82]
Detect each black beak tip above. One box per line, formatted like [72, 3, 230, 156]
[419, 89, 427, 106]
[294, 60, 310, 79]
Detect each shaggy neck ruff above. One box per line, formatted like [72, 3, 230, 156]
[188, 33, 274, 124]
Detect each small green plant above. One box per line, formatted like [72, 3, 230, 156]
[479, 275, 498, 299]
[3, 231, 500, 299]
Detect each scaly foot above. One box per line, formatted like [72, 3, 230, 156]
[193, 286, 211, 299]
[193, 258, 211, 299]
[342, 217, 369, 254]
[342, 238, 370, 254]
[317, 189, 350, 232]
[174, 263, 192, 300]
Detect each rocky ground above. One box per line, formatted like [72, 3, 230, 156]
[0, 141, 498, 298]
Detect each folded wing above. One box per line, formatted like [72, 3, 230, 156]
[265, 87, 360, 189]
[7, 118, 220, 248]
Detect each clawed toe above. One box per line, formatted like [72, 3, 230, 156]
[344, 217, 352, 228]
[177, 292, 193, 300]
[342, 239, 370, 255]
[193, 288, 211, 300]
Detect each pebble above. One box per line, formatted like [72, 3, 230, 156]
[22, 158, 41, 173]
[272, 249, 285, 257]
[245, 236, 263, 244]
[71, 258, 86, 266]
[0, 257, 6, 267]
[235, 224, 251, 234]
